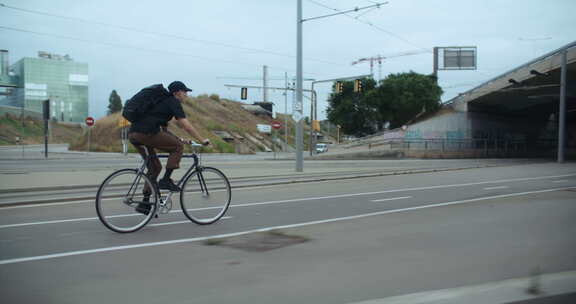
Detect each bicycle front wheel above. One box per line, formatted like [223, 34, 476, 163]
[180, 167, 231, 225]
[96, 169, 158, 233]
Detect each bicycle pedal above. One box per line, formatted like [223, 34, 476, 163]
[154, 214, 159, 219]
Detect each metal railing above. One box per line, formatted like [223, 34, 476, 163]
[350, 137, 559, 158]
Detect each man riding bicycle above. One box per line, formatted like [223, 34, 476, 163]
[128, 81, 210, 214]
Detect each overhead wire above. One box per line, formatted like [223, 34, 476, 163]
[0, 25, 319, 75]
[0, 2, 344, 66]
[305, 0, 431, 52]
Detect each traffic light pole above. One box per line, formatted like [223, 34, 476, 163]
[297, 0, 387, 171]
[308, 74, 371, 156]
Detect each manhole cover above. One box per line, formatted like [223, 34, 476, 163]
[205, 231, 309, 252]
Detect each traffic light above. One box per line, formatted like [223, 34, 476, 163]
[335, 81, 343, 93]
[312, 120, 320, 131]
[354, 79, 363, 93]
[241, 87, 248, 100]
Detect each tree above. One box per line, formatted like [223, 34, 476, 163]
[107, 90, 123, 115]
[327, 72, 442, 136]
[326, 78, 377, 137]
[375, 72, 442, 129]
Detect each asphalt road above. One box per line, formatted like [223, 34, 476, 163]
[1, 162, 575, 303]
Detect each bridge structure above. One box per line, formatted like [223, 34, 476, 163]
[339, 41, 576, 161]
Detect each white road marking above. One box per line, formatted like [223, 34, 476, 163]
[0, 216, 99, 228]
[552, 180, 569, 183]
[1, 186, 574, 265]
[3, 176, 576, 229]
[0, 206, 230, 229]
[149, 217, 232, 227]
[1, 173, 575, 210]
[0, 199, 94, 210]
[483, 186, 509, 190]
[371, 196, 412, 202]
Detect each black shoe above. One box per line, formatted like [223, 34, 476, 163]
[135, 196, 151, 215]
[159, 178, 181, 192]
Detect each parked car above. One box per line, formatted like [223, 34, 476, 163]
[315, 143, 328, 153]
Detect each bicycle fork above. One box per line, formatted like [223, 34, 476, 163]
[197, 168, 210, 198]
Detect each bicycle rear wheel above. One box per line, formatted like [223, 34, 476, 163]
[96, 169, 158, 233]
[180, 167, 231, 225]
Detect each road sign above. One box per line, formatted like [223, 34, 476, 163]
[85, 117, 95, 126]
[257, 124, 271, 134]
[272, 121, 282, 129]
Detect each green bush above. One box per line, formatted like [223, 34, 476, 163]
[209, 94, 220, 101]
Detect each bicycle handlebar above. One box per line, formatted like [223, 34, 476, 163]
[181, 139, 210, 147]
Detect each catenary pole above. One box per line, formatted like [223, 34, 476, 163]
[296, 1, 387, 171]
[296, 0, 303, 172]
[558, 50, 567, 163]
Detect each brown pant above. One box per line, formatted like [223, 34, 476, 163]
[128, 131, 183, 183]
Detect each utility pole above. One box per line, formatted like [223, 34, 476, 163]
[296, 0, 388, 172]
[558, 49, 567, 163]
[263, 65, 268, 103]
[432, 47, 439, 80]
[284, 72, 289, 152]
[296, 0, 304, 172]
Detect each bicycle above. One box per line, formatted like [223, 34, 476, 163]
[95, 141, 231, 233]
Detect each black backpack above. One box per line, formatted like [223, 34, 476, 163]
[122, 84, 170, 123]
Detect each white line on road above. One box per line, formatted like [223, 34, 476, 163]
[3, 177, 576, 229]
[0, 199, 94, 210]
[371, 196, 412, 202]
[149, 217, 232, 227]
[552, 180, 569, 183]
[1, 186, 574, 265]
[0, 208, 225, 229]
[0, 216, 99, 228]
[483, 186, 509, 190]
[2, 173, 576, 210]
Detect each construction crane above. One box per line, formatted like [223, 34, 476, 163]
[351, 49, 430, 80]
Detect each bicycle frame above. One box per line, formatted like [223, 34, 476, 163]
[133, 153, 207, 214]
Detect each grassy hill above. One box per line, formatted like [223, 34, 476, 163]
[0, 95, 309, 153]
[69, 95, 302, 153]
[0, 113, 83, 145]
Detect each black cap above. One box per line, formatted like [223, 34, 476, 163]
[168, 81, 193, 93]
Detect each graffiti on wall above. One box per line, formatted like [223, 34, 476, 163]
[404, 129, 465, 140]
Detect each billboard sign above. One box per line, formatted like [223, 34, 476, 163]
[436, 46, 477, 70]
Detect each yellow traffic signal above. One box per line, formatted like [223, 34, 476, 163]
[335, 81, 343, 93]
[241, 87, 248, 100]
[354, 79, 363, 93]
[312, 120, 320, 131]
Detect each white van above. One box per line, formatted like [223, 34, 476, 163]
[315, 143, 328, 153]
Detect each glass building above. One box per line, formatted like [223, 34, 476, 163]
[1, 51, 89, 123]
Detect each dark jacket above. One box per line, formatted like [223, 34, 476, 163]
[129, 96, 186, 134]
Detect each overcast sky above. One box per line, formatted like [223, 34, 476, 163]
[1, 0, 575, 120]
